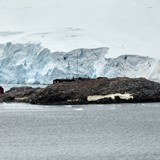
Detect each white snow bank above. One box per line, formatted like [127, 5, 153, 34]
[87, 93, 133, 101]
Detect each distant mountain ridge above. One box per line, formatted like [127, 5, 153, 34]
[0, 43, 160, 84]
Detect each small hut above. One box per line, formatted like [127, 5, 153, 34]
[0, 86, 4, 95]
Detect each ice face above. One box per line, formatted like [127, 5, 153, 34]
[0, 43, 109, 84]
[0, 42, 160, 85]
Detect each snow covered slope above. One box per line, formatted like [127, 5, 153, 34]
[0, 0, 160, 58]
[0, 43, 160, 84]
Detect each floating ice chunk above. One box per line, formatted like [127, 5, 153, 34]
[65, 105, 72, 108]
[74, 108, 83, 111]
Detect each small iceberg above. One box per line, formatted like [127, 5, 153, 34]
[65, 105, 72, 108]
[74, 108, 83, 111]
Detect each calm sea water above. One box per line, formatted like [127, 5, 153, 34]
[0, 103, 160, 160]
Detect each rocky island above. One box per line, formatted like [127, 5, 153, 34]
[1, 77, 160, 105]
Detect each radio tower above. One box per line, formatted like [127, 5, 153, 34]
[68, 62, 70, 78]
[77, 52, 79, 78]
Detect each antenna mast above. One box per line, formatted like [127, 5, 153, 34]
[68, 62, 70, 78]
[77, 52, 78, 78]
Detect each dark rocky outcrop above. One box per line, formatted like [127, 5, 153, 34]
[0, 87, 41, 103]
[0, 86, 4, 95]
[1, 77, 160, 105]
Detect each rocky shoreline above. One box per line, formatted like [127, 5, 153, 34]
[1, 77, 160, 105]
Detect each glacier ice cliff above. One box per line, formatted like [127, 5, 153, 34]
[0, 43, 160, 84]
